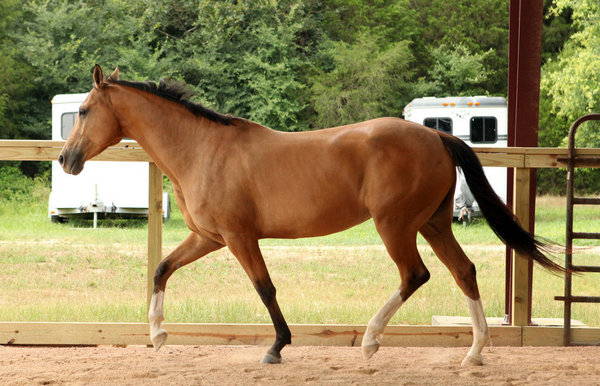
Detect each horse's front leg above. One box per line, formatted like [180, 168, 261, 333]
[225, 236, 291, 364]
[148, 232, 223, 351]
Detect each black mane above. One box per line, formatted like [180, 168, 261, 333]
[107, 77, 237, 126]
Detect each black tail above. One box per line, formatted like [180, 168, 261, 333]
[438, 133, 564, 273]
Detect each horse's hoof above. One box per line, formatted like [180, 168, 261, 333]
[461, 354, 484, 366]
[361, 341, 380, 360]
[260, 353, 282, 364]
[151, 329, 168, 352]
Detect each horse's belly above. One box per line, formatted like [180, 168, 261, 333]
[258, 197, 370, 239]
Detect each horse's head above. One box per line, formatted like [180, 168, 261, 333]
[58, 65, 123, 175]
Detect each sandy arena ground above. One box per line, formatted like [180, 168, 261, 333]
[1, 345, 599, 385]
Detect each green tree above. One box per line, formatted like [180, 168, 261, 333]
[146, 0, 316, 131]
[539, 0, 600, 193]
[236, 17, 308, 131]
[317, 0, 420, 45]
[10, 0, 167, 142]
[539, 0, 577, 149]
[416, 44, 495, 97]
[0, 0, 38, 139]
[309, 0, 510, 127]
[536, 0, 578, 194]
[309, 34, 414, 127]
[408, 0, 509, 95]
[542, 0, 600, 131]
[307, 0, 419, 127]
[6, 0, 582, 145]
[542, 0, 576, 65]
[19, 0, 165, 92]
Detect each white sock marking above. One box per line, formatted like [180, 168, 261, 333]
[465, 297, 490, 362]
[362, 290, 404, 347]
[148, 290, 165, 339]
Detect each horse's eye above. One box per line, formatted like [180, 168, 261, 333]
[79, 108, 88, 117]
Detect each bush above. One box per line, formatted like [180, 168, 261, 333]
[0, 165, 49, 203]
[537, 167, 600, 196]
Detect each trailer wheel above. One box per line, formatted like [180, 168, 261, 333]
[50, 215, 67, 223]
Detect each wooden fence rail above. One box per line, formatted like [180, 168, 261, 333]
[1, 139, 599, 347]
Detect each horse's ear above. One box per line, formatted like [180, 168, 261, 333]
[110, 66, 119, 81]
[93, 64, 104, 88]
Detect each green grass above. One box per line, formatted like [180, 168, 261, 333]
[0, 184, 598, 327]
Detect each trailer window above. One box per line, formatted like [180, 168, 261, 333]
[61, 112, 77, 140]
[423, 117, 452, 134]
[470, 117, 497, 143]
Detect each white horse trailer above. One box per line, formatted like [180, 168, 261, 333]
[403, 96, 508, 220]
[48, 93, 170, 226]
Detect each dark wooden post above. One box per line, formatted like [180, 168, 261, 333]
[506, 0, 544, 327]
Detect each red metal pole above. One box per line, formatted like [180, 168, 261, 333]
[506, 0, 544, 325]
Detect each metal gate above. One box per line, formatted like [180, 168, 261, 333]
[555, 113, 600, 346]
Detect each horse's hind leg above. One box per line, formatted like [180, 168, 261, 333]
[420, 200, 490, 366]
[149, 232, 223, 351]
[362, 217, 430, 359]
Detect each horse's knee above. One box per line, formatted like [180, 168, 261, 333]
[401, 268, 430, 300]
[153, 261, 170, 290]
[457, 262, 477, 282]
[459, 263, 480, 299]
[256, 283, 276, 304]
[410, 268, 430, 288]
[467, 263, 477, 282]
[465, 262, 476, 276]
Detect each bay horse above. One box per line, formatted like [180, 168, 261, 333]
[59, 65, 562, 366]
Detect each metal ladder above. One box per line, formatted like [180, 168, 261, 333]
[554, 113, 600, 346]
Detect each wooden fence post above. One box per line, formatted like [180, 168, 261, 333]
[512, 167, 531, 327]
[147, 162, 163, 310]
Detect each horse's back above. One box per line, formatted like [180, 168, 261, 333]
[243, 118, 455, 238]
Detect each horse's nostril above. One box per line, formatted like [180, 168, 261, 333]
[58, 154, 64, 165]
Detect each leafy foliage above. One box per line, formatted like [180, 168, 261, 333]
[417, 44, 495, 97]
[408, 0, 509, 94]
[142, 1, 314, 130]
[0, 0, 596, 191]
[0, 166, 48, 203]
[542, 0, 600, 130]
[0, 0, 39, 139]
[538, 0, 600, 193]
[309, 34, 414, 127]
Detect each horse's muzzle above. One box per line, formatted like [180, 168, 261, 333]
[58, 149, 85, 175]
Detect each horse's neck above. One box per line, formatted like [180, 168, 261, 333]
[116, 94, 215, 183]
